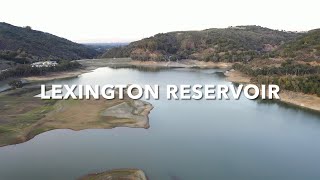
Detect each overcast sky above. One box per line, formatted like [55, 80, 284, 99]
[0, 0, 319, 43]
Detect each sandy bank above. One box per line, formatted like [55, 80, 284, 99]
[276, 90, 320, 112]
[22, 69, 90, 82]
[78, 169, 147, 180]
[224, 69, 251, 83]
[225, 70, 320, 112]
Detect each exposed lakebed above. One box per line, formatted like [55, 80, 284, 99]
[0, 67, 320, 180]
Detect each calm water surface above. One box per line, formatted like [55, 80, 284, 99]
[0, 67, 320, 180]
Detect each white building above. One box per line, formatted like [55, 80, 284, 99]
[31, 61, 58, 68]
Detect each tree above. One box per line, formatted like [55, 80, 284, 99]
[24, 26, 32, 30]
[8, 80, 23, 89]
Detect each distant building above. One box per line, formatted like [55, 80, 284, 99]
[31, 61, 58, 68]
[0, 69, 9, 74]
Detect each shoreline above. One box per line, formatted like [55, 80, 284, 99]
[22, 68, 92, 82]
[17, 58, 320, 112]
[78, 168, 148, 180]
[129, 59, 233, 68]
[1, 58, 319, 147]
[21, 58, 233, 82]
[225, 70, 320, 112]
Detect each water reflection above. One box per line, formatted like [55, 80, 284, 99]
[256, 98, 320, 117]
[108, 65, 174, 72]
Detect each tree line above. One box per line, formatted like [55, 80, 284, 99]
[233, 60, 320, 76]
[233, 61, 320, 96]
[0, 61, 81, 80]
[252, 75, 320, 96]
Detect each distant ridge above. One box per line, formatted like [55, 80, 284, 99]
[102, 25, 301, 62]
[0, 22, 98, 63]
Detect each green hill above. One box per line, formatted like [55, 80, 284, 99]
[0, 22, 98, 64]
[102, 25, 299, 62]
[231, 29, 320, 96]
[278, 29, 320, 61]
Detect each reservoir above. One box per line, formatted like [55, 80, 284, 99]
[0, 67, 320, 180]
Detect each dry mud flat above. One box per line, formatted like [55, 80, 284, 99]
[78, 169, 147, 180]
[0, 86, 153, 147]
[43, 95, 153, 130]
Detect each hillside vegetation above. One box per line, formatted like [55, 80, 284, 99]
[102, 26, 299, 61]
[0, 22, 98, 64]
[233, 60, 320, 96]
[278, 29, 320, 61]
[231, 29, 320, 96]
[103, 25, 320, 96]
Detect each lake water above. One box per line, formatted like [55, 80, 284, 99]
[0, 67, 320, 180]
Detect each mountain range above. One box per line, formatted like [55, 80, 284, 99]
[102, 25, 320, 62]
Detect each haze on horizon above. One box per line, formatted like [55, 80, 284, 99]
[0, 0, 319, 43]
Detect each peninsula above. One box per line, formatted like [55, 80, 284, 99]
[0, 86, 153, 147]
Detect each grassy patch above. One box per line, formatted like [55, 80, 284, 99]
[0, 126, 12, 134]
[15, 104, 56, 125]
[0, 87, 59, 146]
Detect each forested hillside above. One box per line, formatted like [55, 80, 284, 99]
[102, 25, 320, 96]
[277, 29, 320, 61]
[232, 29, 320, 96]
[0, 22, 98, 64]
[102, 26, 299, 61]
